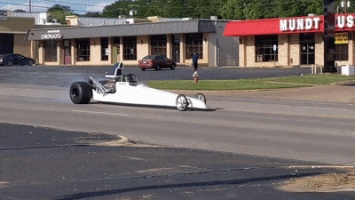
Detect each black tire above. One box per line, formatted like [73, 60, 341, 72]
[141, 68, 146, 71]
[194, 93, 206, 104]
[28, 60, 34, 66]
[170, 63, 176, 70]
[7, 61, 13, 66]
[69, 82, 92, 104]
[176, 94, 188, 111]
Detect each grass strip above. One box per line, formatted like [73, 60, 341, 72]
[147, 75, 355, 91]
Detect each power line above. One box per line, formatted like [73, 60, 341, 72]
[0, 1, 50, 10]
[43, 0, 113, 9]
[0, 1, 95, 13]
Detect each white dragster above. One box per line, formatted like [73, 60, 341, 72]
[69, 63, 207, 111]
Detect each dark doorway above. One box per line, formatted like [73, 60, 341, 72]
[0, 34, 14, 54]
[300, 34, 315, 65]
[172, 34, 180, 63]
[64, 40, 71, 65]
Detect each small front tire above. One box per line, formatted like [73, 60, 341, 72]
[176, 94, 188, 111]
[194, 93, 206, 104]
[69, 82, 92, 104]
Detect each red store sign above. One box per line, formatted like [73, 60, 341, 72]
[224, 14, 355, 37]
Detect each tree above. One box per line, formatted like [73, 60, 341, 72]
[98, 0, 332, 20]
[189, 0, 224, 19]
[221, 0, 326, 20]
[83, 12, 102, 18]
[101, 0, 223, 19]
[47, 4, 74, 24]
[14, 9, 26, 12]
[273, 0, 323, 17]
[221, 0, 248, 20]
[102, 0, 138, 18]
[337, 0, 355, 13]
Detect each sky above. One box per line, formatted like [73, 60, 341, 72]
[0, 0, 115, 14]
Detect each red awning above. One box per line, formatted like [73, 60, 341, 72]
[224, 15, 326, 36]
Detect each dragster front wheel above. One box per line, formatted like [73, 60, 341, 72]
[194, 93, 206, 104]
[69, 82, 92, 104]
[176, 94, 188, 111]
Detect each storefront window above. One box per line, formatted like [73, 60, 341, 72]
[186, 33, 203, 59]
[123, 36, 137, 60]
[76, 38, 90, 61]
[151, 35, 167, 56]
[44, 40, 57, 62]
[335, 44, 348, 61]
[101, 38, 109, 61]
[255, 35, 278, 62]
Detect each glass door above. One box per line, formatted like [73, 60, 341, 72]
[300, 34, 315, 65]
[172, 34, 180, 63]
[64, 40, 71, 65]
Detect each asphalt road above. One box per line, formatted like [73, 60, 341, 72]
[1, 123, 352, 200]
[0, 65, 354, 199]
[0, 83, 354, 165]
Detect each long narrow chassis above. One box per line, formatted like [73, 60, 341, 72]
[92, 81, 207, 110]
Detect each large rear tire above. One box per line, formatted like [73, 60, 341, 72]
[69, 82, 92, 104]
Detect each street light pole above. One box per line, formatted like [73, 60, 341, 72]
[341, 0, 350, 13]
[323, 0, 337, 73]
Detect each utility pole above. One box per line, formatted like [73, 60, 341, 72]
[29, 0, 32, 12]
[323, 0, 337, 73]
[341, 0, 350, 13]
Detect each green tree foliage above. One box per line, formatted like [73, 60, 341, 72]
[102, 0, 139, 18]
[101, 0, 224, 19]
[83, 12, 102, 18]
[14, 9, 26, 12]
[221, 0, 329, 20]
[337, 0, 355, 13]
[273, 0, 323, 17]
[91, 0, 355, 20]
[47, 4, 74, 24]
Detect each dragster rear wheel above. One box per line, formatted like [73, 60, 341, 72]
[176, 94, 188, 111]
[69, 82, 92, 104]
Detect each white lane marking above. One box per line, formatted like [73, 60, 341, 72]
[72, 110, 127, 116]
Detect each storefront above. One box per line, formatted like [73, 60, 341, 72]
[0, 12, 35, 57]
[26, 18, 238, 67]
[224, 14, 355, 68]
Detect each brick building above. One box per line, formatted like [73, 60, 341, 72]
[0, 11, 35, 57]
[224, 14, 355, 68]
[26, 16, 238, 67]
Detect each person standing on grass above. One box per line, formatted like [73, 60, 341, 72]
[192, 52, 199, 72]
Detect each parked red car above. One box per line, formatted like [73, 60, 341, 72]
[138, 55, 176, 71]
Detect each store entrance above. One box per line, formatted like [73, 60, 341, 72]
[64, 40, 71, 65]
[172, 34, 180, 63]
[300, 34, 315, 65]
